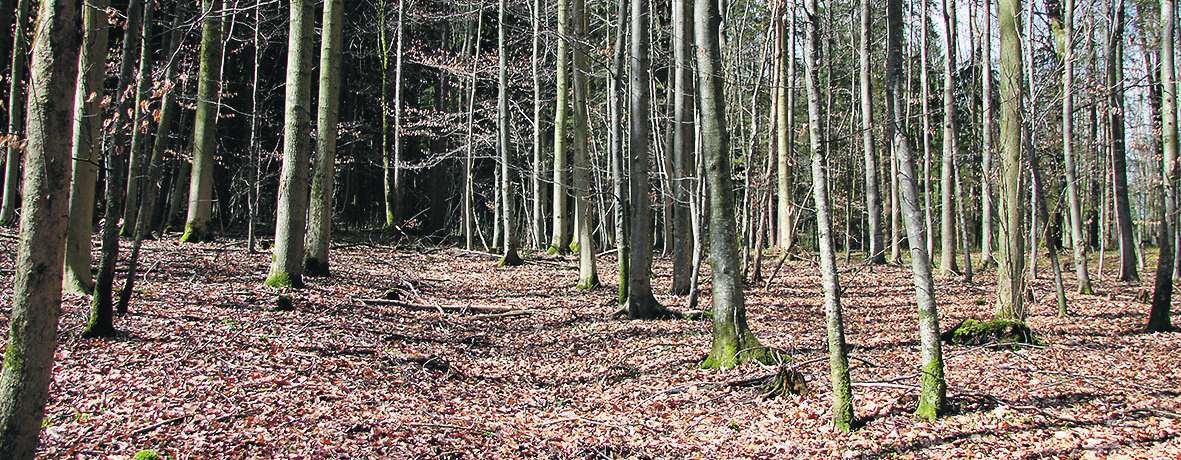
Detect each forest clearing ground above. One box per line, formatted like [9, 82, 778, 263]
[0, 231, 1179, 458]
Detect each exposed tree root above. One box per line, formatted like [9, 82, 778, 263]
[941, 318, 1039, 347]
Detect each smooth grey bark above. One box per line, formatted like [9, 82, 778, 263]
[804, 0, 853, 430]
[531, 0, 546, 249]
[0, 0, 30, 227]
[304, 0, 344, 276]
[939, 0, 959, 275]
[886, 0, 946, 421]
[462, 5, 485, 250]
[860, 0, 883, 264]
[498, 0, 523, 267]
[670, 0, 694, 294]
[1108, 0, 1138, 282]
[120, 0, 158, 238]
[181, 0, 224, 243]
[0, 0, 80, 454]
[625, 0, 664, 318]
[698, 0, 771, 368]
[980, 0, 995, 266]
[920, 0, 933, 257]
[777, 5, 797, 250]
[1149, 0, 1177, 332]
[995, 0, 1027, 320]
[61, 0, 109, 293]
[549, 0, 571, 253]
[265, 0, 315, 288]
[1050, 0, 1093, 294]
[610, 0, 628, 302]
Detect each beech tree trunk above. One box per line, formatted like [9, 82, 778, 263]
[625, 0, 664, 318]
[304, 0, 344, 276]
[0, 0, 30, 227]
[995, 0, 1027, 321]
[1108, 0, 1138, 282]
[549, 0, 571, 253]
[860, 0, 883, 265]
[0, 0, 80, 454]
[980, 0, 995, 266]
[499, 0, 524, 267]
[886, 0, 946, 421]
[1149, 0, 1177, 332]
[938, 0, 959, 275]
[265, 0, 315, 288]
[670, 0, 694, 294]
[181, 0, 224, 243]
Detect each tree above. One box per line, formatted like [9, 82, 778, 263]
[609, 0, 628, 303]
[670, 0, 694, 294]
[938, 0, 959, 275]
[1049, 0, 1094, 294]
[83, 0, 145, 338]
[549, 0, 571, 254]
[0, 0, 80, 454]
[498, 0, 524, 267]
[625, 0, 665, 318]
[61, 0, 109, 293]
[531, 0, 546, 249]
[305, 0, 345, 276]
[1108, 0, 1137, 282]
[776, 2, 796, 250]
[265, 0, 316, 288]
[1149, 0, 1177, 332]
[980, 0, 995, 267]
[569, 0, 594, 281]
[886, 0, 946, 420]
[697, 0, 772, 368]
[860, 0, 884, 265]
[803, 0, 853, 430]
[0, 0, 30, 227]
[181, 0, 225, 243]
[995, 0, 1027, 321]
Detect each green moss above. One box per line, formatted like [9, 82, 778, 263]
[133, 449, 163, 460]
[179, 221, 208, 243]
[3, 345, 22, 371]
[498, 251, 524, 267]
[568, 241, 580, 253]
[264, 271, 302, 289]
[701, 332, 784, 369]
[941, 318, 1039, 347]
[915, 358, 946, 421]
[546, 245, 562, 255]
[576, 274, 599, 290]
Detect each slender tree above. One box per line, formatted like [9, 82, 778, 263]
[1108, 0, 1137, 282]
[804, 0, 854, 430]
[1149, 0, 1177, 332]
[886, 0, 946, 420]
[120, 0, 158, 238]
[698, 0, 773, 368]
[670, 0, 694, 294]
[498, 0, 524, 267]
[0, 0, 30, 227]
[265, 0, 316, 288]
[61, 0, 109, 293]
[996, 0, 1027, 321]
[860, 0, 884, 264]
[609, 0, 629, 303]
[939, 0, 959, 275]
[181, 0, 224, 243]
[304, 0, 345, 275]
[569, 0, 595, 280]
[777, 3, 796, 250]
[980, 0, 995, 267]
[625, 0, 665, 318]
[549, 0, 572, 253]
[0, 0, 80, 454]
[531, 0, 546, 249]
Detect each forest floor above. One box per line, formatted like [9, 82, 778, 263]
[1, 230, 1180, 459]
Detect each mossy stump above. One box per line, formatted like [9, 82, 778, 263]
[941, 318, 1039, 347]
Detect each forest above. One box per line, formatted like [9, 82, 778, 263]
[0, 0, 1178, 456]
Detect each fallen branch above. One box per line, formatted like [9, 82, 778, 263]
[356, 298, 529, 316]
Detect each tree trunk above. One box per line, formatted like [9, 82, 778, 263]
[61, 0, 109, 293]
[120, 1, 158, 238]
[181, 0, 224, 243]
[920, 0, 934, 257]
[625, 0, 664, 318]
[860, 0, 883, 265]
[304, 0, 344, 276]
[84, 0, 144, 337]
[1149, 0, 1177, 332]
[549, 0, 571, 253]
[995, 0, 1027, 321]
[670, 0, 694, 294]
[0, 0, 80, 455]
[939, 0, 959, 275]
[462, 5, 485, 250]
[698, 0, 771, 369]
[804, 0, 854, 430]
[0, 0, 31, 227]
[531, 0, 546, 249]
[777, 4, 796, 250]
[980, 0, 994, 266]
[499, 0, 524, 267]
[1108, 0, 1138, 282]
[265, 0, 315, 288]
[886, 0, 946, 421]
[610, 0, 628, 303]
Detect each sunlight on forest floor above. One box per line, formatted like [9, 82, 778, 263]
[1, 232, 1178, 458]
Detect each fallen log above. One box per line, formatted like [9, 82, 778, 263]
[356, 298, 534, 316]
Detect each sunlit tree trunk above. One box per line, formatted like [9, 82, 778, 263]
[531, 0, 546, 249]
[0, 0, 30, 227]
[610, 0, 628, 303]
[304, 0, 344, 275]
[625, 0, 664, 318]
[265, 0, 315, 288]
[0, 0, 80, 454]
[1108, 0, 1138, 282]
[860, 0, 883, 264]
[549, 0, 572, 253]
[920, 0, 933, 257]
[1149, 0, 1177, 332]
[886, 0, 946, 421]
[995, 0, 1027, 321]
[776, 4, 796, 250]
[938, 0, 959, 275]
[670, 0, 694, 294]
[980, 0, 995, 267]
[181, 0, 224, 243]
[498, 0, 523, 267]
